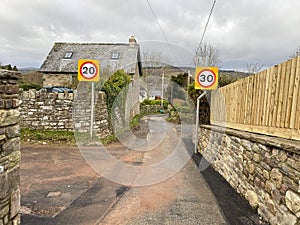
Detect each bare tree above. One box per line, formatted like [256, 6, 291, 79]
[141, 50, 171, 68]
[290, 46, 300, 58]
[195, 42, 222, 67]
[246, 62, 263, 74]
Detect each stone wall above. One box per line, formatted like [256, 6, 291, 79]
[0, 70, 21, 225]
[20, 89, 73, 131]
[19, 89, 112, 139]
[140, 105, 163, 114]
[197, 125, 300, 225]
[73, 86, 112, 139]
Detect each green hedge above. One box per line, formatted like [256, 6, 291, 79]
[142, 99, 168, 109]
[19, 83, 43, 91]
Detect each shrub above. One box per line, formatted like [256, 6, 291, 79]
[141, 99, 168, 109]
[19, 83, 43, 91]
[129, 114, 143, 130]
[101, 70, 131, 113]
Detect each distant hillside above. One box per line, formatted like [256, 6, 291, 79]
[18, 67, 39, 73]
[0, 64, 18, 71]
[142, 66, 251, 79]
[219, 70, 251, 79]
[141, 66, 251, 89]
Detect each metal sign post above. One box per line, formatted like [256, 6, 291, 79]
[194, 91, 207, 153]
[90, 82, 95, 137]
[194, 66, 218, 154]
[161, 71, 165, 107]
[78, 59, 100, 138]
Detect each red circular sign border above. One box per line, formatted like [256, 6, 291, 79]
[79, 61, 98, 80]
[197, 69, 217, 88]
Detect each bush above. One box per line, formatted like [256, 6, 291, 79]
[129, 114, 143, 130]
[219, 73, 239, 87]
[19, 83, 43, 91]
[141, 99, 168, 109]
[101, 70, 131, 112]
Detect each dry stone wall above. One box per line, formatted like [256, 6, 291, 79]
[198, 125, 300, 225]
[140, 105, 162, 114]
[19, 89, 112, 139]
[20, 89, 73, 131]
[0, 70, 21, 225]
[72, 85, 112, 139]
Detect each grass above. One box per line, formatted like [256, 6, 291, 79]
[21, 114, 149, 146]
[21, 129, 117, 146]
[129, 114, 143, 130]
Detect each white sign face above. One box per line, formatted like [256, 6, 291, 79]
[198, 70, 215, 87]
[80, 62, 97, 79]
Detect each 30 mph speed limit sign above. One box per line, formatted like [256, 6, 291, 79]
[78, 59, 100, 82]
[194, 67, 218, 90]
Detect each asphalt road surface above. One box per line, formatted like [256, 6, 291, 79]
[21, 115, 266, 225]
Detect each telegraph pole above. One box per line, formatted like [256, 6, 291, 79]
[161, 71, 165, 107]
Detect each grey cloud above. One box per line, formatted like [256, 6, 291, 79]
[0, 0, 299, 69]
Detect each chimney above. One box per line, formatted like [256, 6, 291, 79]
[129, 35, 137, 47]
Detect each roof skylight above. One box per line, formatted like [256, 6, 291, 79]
[111, 53, 120, 60]
[64, 52, 73, 59]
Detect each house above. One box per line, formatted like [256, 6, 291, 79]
[39, 36, 142, 87]
[39, 36, 142, 118]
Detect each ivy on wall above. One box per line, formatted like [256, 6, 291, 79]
[101, 69, 131, 113]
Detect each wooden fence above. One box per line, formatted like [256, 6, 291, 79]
[211, 56, 300, 141]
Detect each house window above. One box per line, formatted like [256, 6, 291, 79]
[111, 53, 120, 60]
[64, 52, 73, 59]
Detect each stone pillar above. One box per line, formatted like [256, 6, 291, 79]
[0, 70, 21, 225]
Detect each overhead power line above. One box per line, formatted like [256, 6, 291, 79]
[145, 0, 181, 66]
[145, 0, 170, 44]
[195, 0, 217, 57]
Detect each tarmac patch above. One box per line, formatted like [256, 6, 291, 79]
[47, 192, 61, 197]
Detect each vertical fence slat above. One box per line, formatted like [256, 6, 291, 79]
[247, 76, 255, 125]
[276, 62, 286, 127]
[257, 72, 265, 126]
[236, 82, 240, 123]
[225, 88, 229, 123]
[237, 81, 241, 124]
[243, 77, 250, 124]
[286, 58, 297, 128]
[291, 56, 300, 129]
[263, 70, 268, 125]
[281, 60, 292, 128]
[269, 65, 278, 127]
[241, 80, 247, 124]
[221, 88, 226, 123]
[254, 73, 260, 125]
[254, 72, 260, 125]
[231, 85, 235, 123]
[250, 75, 256, 125]
[266, 67, 273, 126]
[272, 64, 282, 127]
[295, 57, 300, 130]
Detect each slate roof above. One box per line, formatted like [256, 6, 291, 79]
[39, 42, 141, 74]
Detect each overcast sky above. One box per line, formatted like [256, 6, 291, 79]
[0, 0, 299, 71]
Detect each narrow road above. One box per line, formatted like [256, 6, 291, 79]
[96, 160, 227, 225]
[63, 114, 226, 224]
[21, 114, 262, 225]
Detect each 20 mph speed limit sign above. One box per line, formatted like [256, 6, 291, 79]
[194, 67, 218, 90]
[78, 59, 100, 82]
